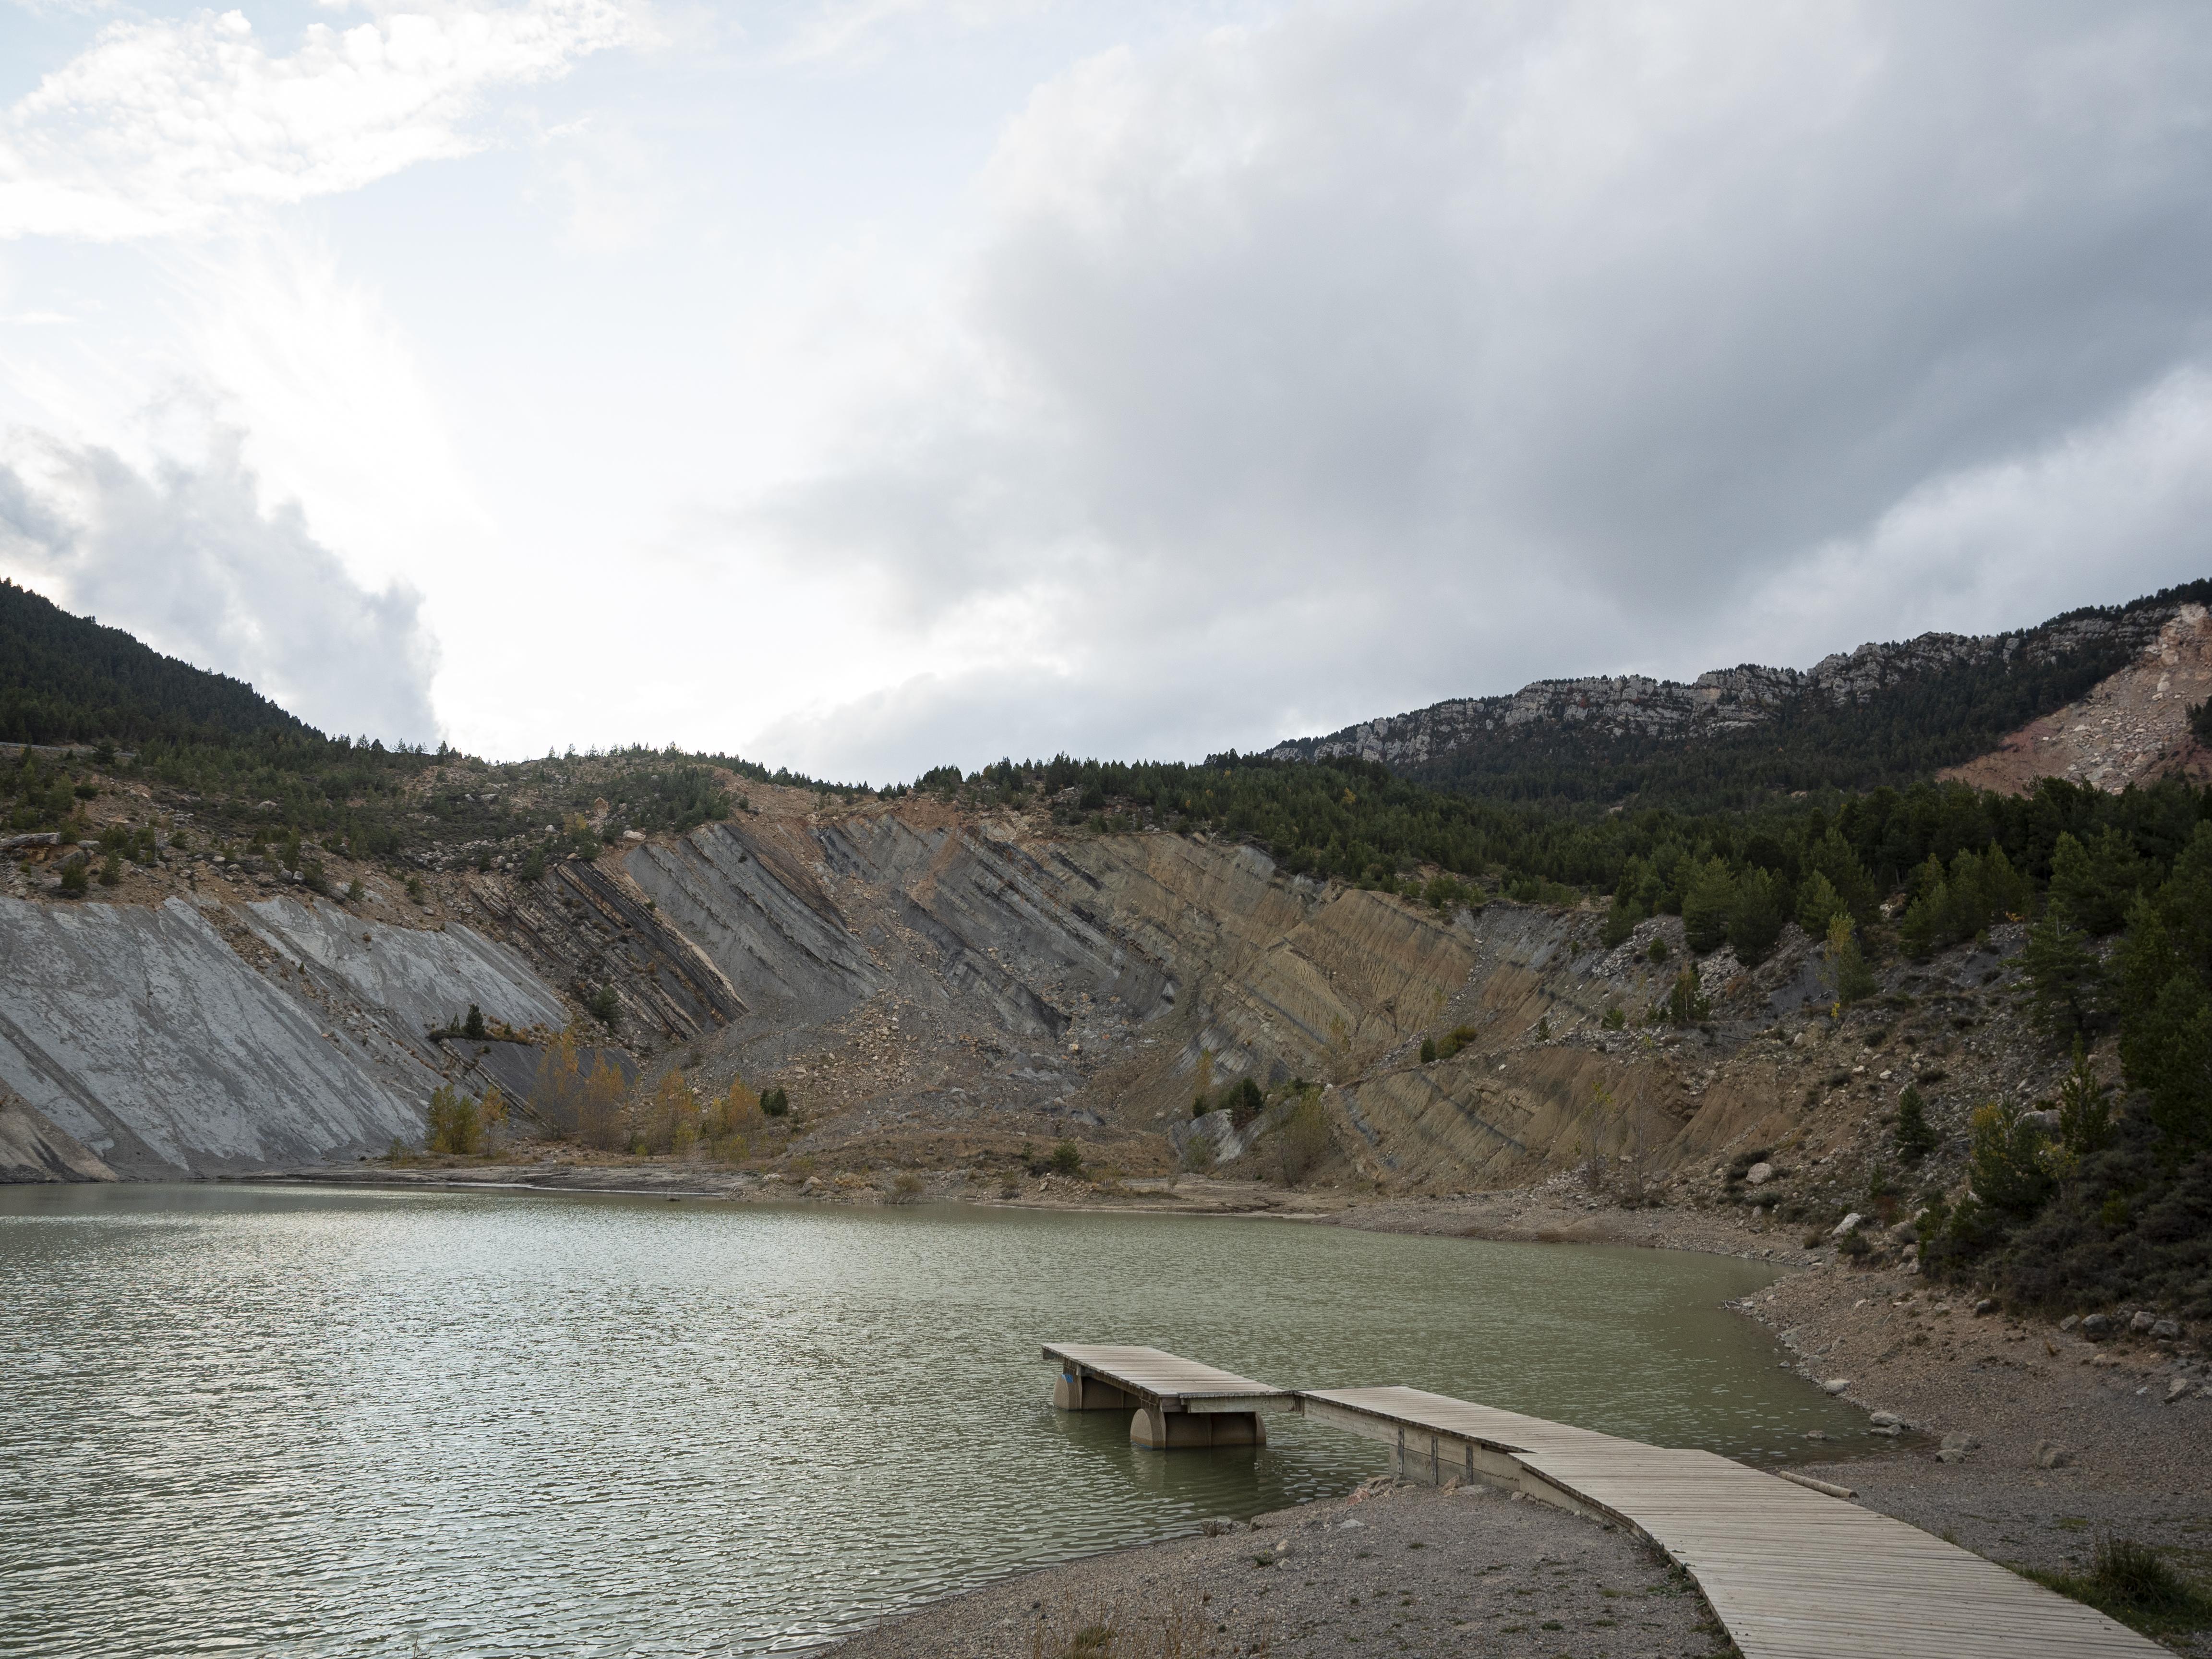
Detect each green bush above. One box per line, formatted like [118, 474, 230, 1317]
[57, 854, 88, 895]
[1048, 1140, 1083, 1175]
[760, 1087, 790, 1118]
[1419, 1036, 1437, 1063]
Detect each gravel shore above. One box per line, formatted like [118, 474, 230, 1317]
[835, 1479, 1725, 1659]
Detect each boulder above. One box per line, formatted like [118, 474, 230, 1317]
[2033, 1440, 2070, 1468]
[2152, 1319, 2182, 1341]
[2166, 1377, 2191, 1404]
[1936, 1431, 1976, 1463]
[2080, 1313, 2114, 1341]
[2130, 1310, 2158, 1334]
[1888, 1221, 1918, 1245]
[1821, 1378, 1850, 1395]
[1869, 1411, 1904, 1428]
[1745, 1161, 1776, 1186]
[2018, 1108, 2061, 1134]
[2058, 1314, 2080, 1332]
[1974, 1298, 1998, 1316]
[1830, 1212, 1864, 1238]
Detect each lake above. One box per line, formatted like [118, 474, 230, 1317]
[0, 1185, 1858, 1655]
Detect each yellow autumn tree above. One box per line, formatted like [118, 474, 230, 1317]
[710, 1074, 765, 1161]
[577, 1055, 626, 1151]
[647, 1070, 702, 1155]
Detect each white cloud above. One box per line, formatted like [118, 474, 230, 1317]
[0, 0, 634, 240]
[0, 415, 442, 740]
[719, 0, 2212, 778]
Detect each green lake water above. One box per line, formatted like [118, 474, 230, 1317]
[0, 1185, 1863, 1655]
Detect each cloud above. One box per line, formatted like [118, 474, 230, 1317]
[723, 0, 2212, 777]
[0, 417, 442, 741]
[0, 0, 634, 239]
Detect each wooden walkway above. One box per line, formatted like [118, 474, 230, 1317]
[1299, 1386, 2163, 1659]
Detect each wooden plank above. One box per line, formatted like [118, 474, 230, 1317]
[1290, 1383, 2165, 1659]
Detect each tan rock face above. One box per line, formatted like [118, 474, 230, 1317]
[1943, 602, 2212, 794]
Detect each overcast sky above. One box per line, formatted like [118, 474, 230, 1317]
[1, 0, 2208, 779]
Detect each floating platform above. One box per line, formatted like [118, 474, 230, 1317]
[1042, 1343, 1292, 1448]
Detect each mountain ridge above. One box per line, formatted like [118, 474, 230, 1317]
[1265, 580, 2212, 808]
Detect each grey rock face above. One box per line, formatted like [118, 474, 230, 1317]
[0, 895, 568, 1177]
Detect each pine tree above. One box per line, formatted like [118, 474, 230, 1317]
[1795, 870, 1844, 936]
[1726, 867, 1783, 963]
[1895, 1085, 1937, 1164]
[2021, 915, 2104, 1043]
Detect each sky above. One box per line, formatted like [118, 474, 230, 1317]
[1, 0, 2209, 781]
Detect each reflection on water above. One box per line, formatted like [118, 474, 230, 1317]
[0, 1185, 1856, 1655]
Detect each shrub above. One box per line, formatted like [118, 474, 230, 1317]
[1647, 936, 1670, 964]
[1602, 1004, 1627, 1031]
[1224, 1076, 1266, 1127]
[1048, 1140, 1084, 1175]
[424, 1084, 482, 1155]
[1434, 1024, 1479, 1060]
[97, 853, 121, 887]
[1278, 1089, 1331, 1185]
[586, 986, 620, 1026]
[57, 855, 88, 895]
[463, 1003, 486, 1041]
[1665, 968, 1710, 1027]
[760, 1086, 790, 1118]
[346, 878, 365, 903]
[1419, 1036, 1437, 1063]
[889, 1171, 925, 1204]
[518, 845, 547, 882]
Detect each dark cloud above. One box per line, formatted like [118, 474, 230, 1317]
[734, 0, 2212, 780]
[0, 426, 441, 742]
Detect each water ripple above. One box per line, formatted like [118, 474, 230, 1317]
[0, 1186, 1851, 1655]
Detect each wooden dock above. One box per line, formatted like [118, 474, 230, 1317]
[1042, 1344, 1293, 1448]
[1298, 1385, 2164, 1659]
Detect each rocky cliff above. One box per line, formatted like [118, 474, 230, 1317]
[1265, 592, 2197, 801]
[0, 768, 2056, 1235]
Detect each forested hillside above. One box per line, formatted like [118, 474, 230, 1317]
[1268, 580, 2212, 811]
[0, 579, 308, 746]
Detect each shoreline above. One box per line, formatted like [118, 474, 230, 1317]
[220, 1165, 2211, 1652]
